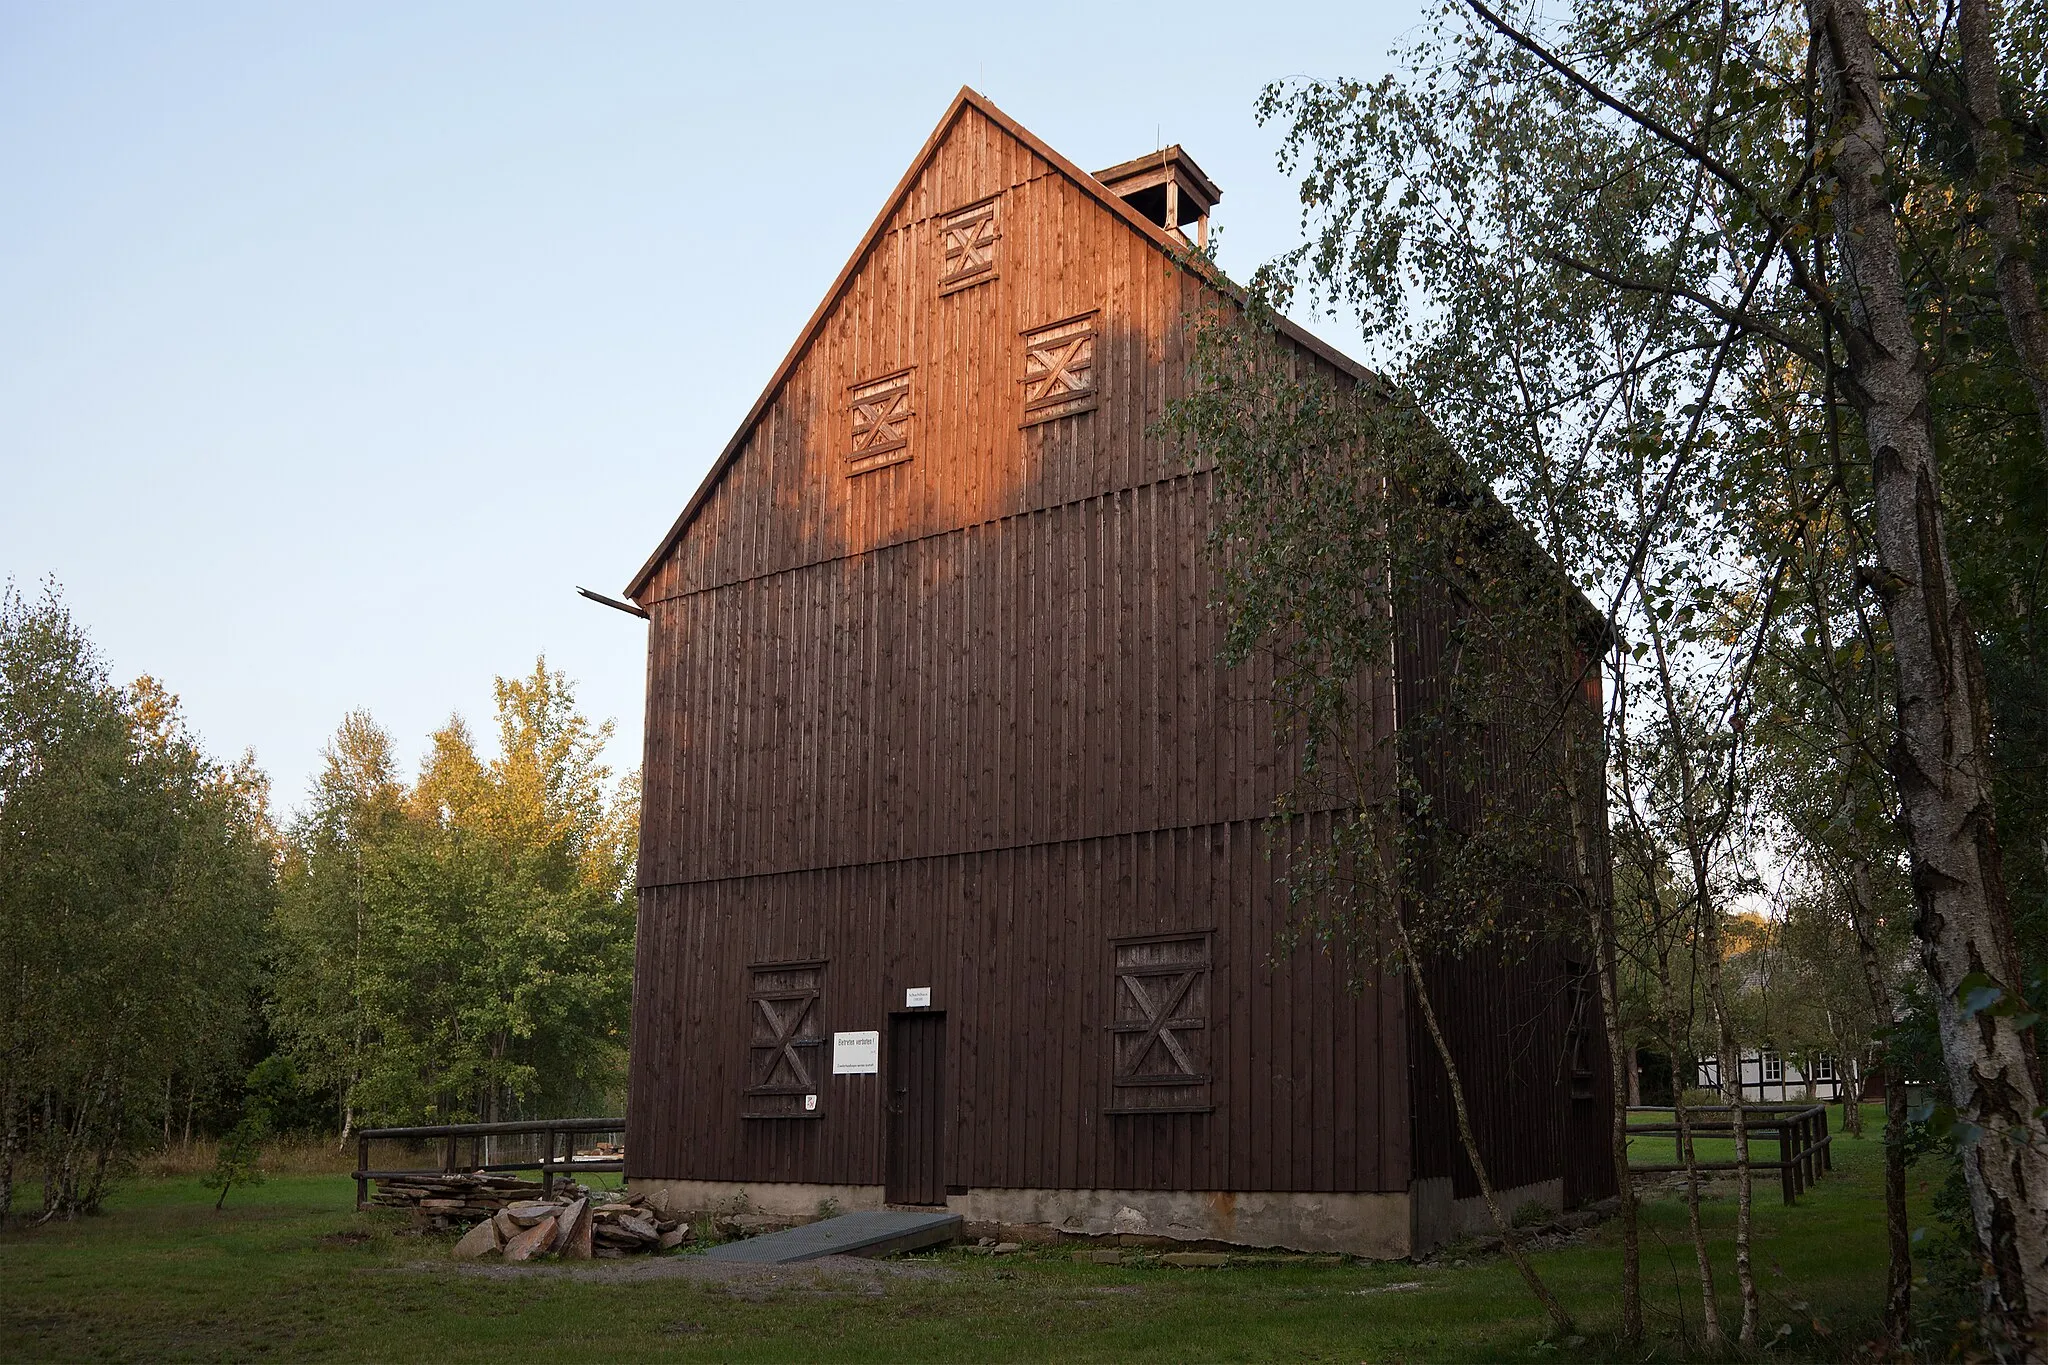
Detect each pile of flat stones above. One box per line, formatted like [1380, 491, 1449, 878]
[449, 1190, 690, 1261]
[368, 1172, 555, 1232]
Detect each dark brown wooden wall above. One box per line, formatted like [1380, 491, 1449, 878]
[1392, 578, 1618, 1208]
[640, 475, 1293, 888]
[625, 102, 1403, 1195]
[628, 818, 1412, 1194]
[1405, 946, 1612, 1202]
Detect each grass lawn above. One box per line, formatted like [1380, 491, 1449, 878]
[1, 1108, 1929, 1362]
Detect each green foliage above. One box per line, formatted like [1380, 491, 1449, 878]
[1165, 302, 1598, 982]
[204, 1117, 269, 1212]
[265, 711, 404, 1140]
[1223, 2, 1832, 1058]
[1181, 0, 2046, 1341]
[0, 581, 276, 1221]
[268, 659, 637, 1129]
[203, 1118, 267, 1212]
[202, 1056, 303, 1210]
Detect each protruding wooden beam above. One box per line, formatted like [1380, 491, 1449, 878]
[579, 586, 650, 620]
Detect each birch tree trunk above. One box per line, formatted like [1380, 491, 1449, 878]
[1562, 665, 1641, 1343]
[1660, 999, 1722, 1347]
[1585, 896, 1642, 1342]
[1808, 0, 2048, 1346]
[1703, 963, 1759, 1348]
[0, 1066, 17, 1226]
[1645, 613, 1759, 1346]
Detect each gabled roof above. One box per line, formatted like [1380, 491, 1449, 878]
[625, 86, 1377, 602]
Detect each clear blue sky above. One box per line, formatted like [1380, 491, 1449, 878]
[0, 1, 1421, 816]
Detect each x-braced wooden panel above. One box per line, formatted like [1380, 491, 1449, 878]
[745, 961, 826, 1118]
[1020, 312, 1097, 426]
[939, 197, 1000, 294]
[849, 369, 914, 475]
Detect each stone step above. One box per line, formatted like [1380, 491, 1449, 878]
[700, 1210, 962, 1264]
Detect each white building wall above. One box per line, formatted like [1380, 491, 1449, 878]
[1695, 1051, 1846, 1102]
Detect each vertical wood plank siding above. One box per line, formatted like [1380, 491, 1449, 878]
[1392, 579, 1618, 1205]
[640, 476, 1296, 886]
[628, 818, 1409, 1194]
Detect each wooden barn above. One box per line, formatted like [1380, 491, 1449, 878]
[618, 89, 1614, 1257]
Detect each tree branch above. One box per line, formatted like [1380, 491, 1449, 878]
[1546, 251, 1830, 368]
[1462, 0, 1855, 345]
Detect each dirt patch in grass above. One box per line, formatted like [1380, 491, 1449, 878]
[316, 1229, 373, 1246]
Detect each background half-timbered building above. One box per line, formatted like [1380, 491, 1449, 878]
[620, 89, 1613, 1256]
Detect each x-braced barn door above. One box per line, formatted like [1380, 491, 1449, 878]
[886, 1013, 947, 1206]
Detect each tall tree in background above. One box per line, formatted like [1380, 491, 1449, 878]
[270, 659, 637, 1129]
[0, 582, 275, 1221]
[268, 712, 405, 1143]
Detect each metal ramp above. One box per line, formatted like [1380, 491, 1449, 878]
[700, 1209, 962, 1263]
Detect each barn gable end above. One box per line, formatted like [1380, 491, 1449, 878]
[622, 90, 1612, 1257]
[629, 93, 1222, 608]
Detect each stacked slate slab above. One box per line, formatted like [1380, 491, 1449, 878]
[700, 1211, 962, 1264]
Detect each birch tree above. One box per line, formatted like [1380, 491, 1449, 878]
[1235, 0, 2046, 1343]
[271, 660, 637, 1129]
[0, 583, 274, 1220]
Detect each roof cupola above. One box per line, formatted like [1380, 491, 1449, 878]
[1093, 145, 1221, 249]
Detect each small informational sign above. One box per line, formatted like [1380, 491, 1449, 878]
[804, 1094, 818, 1112]
[905, 986, 932, 1009]
[832, 1030, 880, 1075]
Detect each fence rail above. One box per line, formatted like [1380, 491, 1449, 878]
[1625, 1104, 1831, 1205]
[351, 1117, 627, 1210]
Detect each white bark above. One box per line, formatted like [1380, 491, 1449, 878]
[1808, 0, 2048, 1346]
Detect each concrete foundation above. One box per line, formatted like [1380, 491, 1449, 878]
[950, 1185, 1415, 1259]
[628, 1175, 1565, 1259]
[631, 1178, 885, 1222]
[1408, 1176, 1563, 1253]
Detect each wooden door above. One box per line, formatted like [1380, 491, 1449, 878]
[886, 1013, 947, 1206]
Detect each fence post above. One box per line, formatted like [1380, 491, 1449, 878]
[1779, 1121, 1795, 1205]
[541, 1128, 554, 1198]
[356, 1133, 369, 1211]
[1818, 1106, 1832, 1174]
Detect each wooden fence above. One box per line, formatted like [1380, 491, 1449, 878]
[1625, 1104, 1832, 1205]
[352, 1118, 625, 1211]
